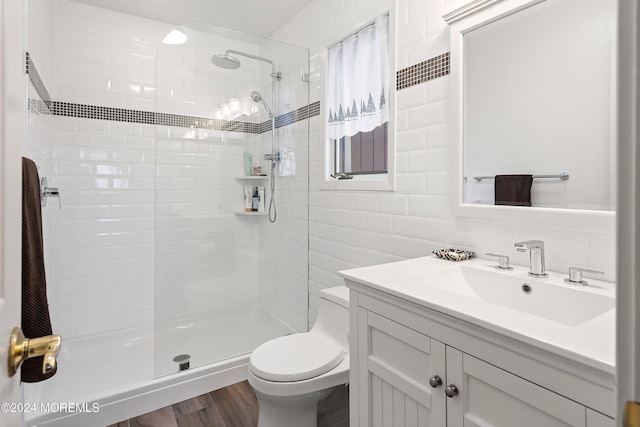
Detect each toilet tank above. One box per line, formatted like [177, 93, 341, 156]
[311, 286, 349, 350]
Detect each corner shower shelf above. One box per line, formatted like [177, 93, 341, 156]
[236, 176, 268, 217]
[235, 175, 269, 181]
[235, 211, 268, 216]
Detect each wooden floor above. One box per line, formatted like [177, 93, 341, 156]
[107, 380, 349, 427]
[107, 381, 259, 427]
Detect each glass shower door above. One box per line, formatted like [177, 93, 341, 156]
[154, 23, 309, 377]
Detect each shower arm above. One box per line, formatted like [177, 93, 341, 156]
[225, 49, 282, 80]
[223, 49, 280, 158]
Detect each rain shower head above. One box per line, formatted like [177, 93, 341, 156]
[211, 49, 282, 81]
[251, 91, 273, 118]
[211, 53, 241, 69]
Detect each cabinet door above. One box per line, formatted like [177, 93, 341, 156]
[357, 308, 446, 427]
[446, 349, 587, 427]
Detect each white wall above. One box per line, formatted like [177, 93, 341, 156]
[38, 0, 616, 340]
[28, 0, 52, 89]
[43, 0, 310, 340]
[43, 0, 171, 339]
[26, 0, 55, 340]
[255, 38, 310, 333]
[272, 0, 616, 324]
[153, 32, 259, 325]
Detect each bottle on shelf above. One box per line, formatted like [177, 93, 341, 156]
[257, 186, 265, 212]
[244, 185, 253, 212]
[252, 187, 259, 211]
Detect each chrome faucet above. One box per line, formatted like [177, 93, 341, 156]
[514, 240, 548, 277]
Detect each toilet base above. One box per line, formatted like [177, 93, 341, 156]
[254, 386, 334, 427]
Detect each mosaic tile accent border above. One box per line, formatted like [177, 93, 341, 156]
[259, 101, 321, 132]
[23, 51, 318, 134]
[276, 101, 320, 129]
[52, 101, 155, 124]
[29, 98, 52, 116]
[25, 52, 52, 111]
[27, 48, 446, 131]
[396, 52, 450, 90]
[52, 101, 268, 133]
[50, 101, 318, 133]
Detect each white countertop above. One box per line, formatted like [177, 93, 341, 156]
[339, 256, 615, 375]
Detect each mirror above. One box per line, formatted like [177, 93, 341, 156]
[451, 0, 616, 221]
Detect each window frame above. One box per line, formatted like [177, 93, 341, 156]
[320, 3, 397, 192]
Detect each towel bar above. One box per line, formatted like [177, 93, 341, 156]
[473, 171, 570, 182]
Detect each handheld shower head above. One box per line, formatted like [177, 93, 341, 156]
[250, 91, 273, 117]
[250, 91, 262, 102]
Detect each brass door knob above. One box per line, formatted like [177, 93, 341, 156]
[8, 327, 61, 377]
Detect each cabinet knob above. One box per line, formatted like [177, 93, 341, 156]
[428, 375, 442, 388]
[445, 384, 459, 398]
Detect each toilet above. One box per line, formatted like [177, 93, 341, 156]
[248, 286, 350, 427]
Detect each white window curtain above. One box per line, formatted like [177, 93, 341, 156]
[327, 13, 390, 140]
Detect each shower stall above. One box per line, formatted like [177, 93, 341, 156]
[24, 17, 310, 427]
[153, 23, 310, 378]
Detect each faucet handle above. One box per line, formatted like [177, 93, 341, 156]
[564, 267, 604, 286]
[514, 240, 544, 252]
[486, 253, 513, 270]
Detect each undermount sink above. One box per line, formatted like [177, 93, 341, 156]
[403, 264, 614, 326]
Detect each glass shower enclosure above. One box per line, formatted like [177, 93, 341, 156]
[153, 24, 309, 377]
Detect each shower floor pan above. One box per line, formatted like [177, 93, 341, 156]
[24, 305, 295, 427]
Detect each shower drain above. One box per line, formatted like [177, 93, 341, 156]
[173, 354, 191, 371]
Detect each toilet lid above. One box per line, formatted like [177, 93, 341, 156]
[249, 333, 344, 382]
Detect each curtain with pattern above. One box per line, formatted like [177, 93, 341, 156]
[326, 13, 389, 140]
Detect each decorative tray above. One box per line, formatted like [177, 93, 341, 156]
[432, 248, 475, 262]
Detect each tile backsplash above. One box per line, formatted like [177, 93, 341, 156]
[396, 52, 450, 90]
[36, 0, 313, 339]
[29, 0, 616, 336]
[271, 0, 616, 326]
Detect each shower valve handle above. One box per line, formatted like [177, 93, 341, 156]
[264, 152, 281, 162]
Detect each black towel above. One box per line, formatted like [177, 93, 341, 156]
[494, 174, 533, 207]
[22, 157, 56, 382]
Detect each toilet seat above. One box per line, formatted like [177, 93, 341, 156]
[249, 333, 344, 382]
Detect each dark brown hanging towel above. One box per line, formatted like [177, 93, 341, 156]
[494, 174, 534, 207]
[22, 157, 57, 382]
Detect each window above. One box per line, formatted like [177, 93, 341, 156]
[333, 123, 388, 175]
[323, 12, 395, 191]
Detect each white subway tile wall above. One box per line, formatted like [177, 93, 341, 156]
[42, 0, 310, 341]
[28, 0, 53, 91]
[47, 116, 156, 338]
[32, 0, 616, 337]
[271, 0, 616, 326]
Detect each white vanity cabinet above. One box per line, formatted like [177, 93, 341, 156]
[447, 351, 591, 427]
[349, 286, 615, 427]
[355, 308, 446, 426]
